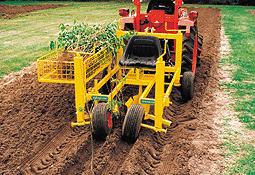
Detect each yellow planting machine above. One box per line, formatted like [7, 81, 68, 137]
[37, 0, 202, 142]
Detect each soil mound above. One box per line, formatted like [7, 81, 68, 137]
[0, 4, 63, 18]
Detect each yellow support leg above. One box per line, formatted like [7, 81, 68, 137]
[174, 33, 183, 86]
[138, 85, 142, 96]
[116, 42, 123, 80]
[154, 60, 165, 131]
[71, 54, 87, 127]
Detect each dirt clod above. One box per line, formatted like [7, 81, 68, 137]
[0, 4, 64, 18]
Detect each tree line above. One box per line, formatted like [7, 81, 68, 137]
[0, 0, 254, 5]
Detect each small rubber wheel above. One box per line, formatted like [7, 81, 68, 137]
[122, 104, 144, 143]
[92, 103, 113, 140]
[181, 71, 194, 102]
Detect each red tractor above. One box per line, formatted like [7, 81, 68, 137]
[118, 0, 203, 101]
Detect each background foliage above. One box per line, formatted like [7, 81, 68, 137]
[0, 0, 254, 5]
[184, 0, 255, 5]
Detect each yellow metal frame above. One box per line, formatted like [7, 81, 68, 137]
[37, 29, 183, 133]
[114, 30, 182, 133]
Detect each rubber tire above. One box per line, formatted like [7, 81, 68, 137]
[182, 35, 193, 72]
[122, 104, 144, 143]
[92, 103, 112, 140]
[181, 71, 194, 102]
[182, 26, 203, 72]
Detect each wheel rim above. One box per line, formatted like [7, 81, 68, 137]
[107, 112, 112, 129]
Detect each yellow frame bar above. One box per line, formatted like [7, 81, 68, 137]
[139, 79, 155, 102]
[72, 54, 86, 126]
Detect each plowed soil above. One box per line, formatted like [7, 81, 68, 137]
[0, 8, 223, 175]
[0, 4, 63, 18]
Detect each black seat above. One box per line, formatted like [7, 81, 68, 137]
[119, 36, 161, 68]
[147, 0, 175, 14]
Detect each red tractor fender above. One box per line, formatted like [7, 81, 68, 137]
[178, 10, 198, 34]
[188, 11, 198, 21]
[119, 16, 135, 30]
[178, 18, 194, 34]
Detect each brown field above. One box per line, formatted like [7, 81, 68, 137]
[0, 4, 63, 18]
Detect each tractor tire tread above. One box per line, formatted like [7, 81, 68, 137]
[122, 104, 144, 143]
[181, 71, 194, 102]
[92, 103, 111, 140]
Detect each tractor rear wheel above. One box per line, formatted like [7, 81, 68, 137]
[122, 104, 144, 143]
[182, 26, 203, 72]
[181, 71, 194, 102]
[92, 103, 113, 140]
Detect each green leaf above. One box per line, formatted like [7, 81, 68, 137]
[49, 41, 55, 50]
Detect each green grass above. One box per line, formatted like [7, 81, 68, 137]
[229, 144, 255, 175]
[0, 1, 140, 77]
[220, 6, 255, 130]
[218, 5, 255, 175]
